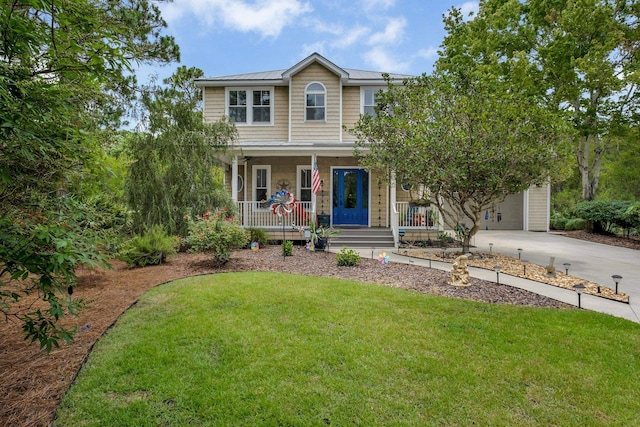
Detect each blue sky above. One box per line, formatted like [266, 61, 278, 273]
[136, 0, 479, 82]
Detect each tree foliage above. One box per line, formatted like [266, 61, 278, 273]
[125, 66, 238, 236]
[438, 0, 640, 201]
[0, 0, 179, 350]
[353, 72, 568, 250]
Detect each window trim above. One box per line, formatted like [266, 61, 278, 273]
[225, 87, 274, 126]
[305, 81, 326, 122]
[361, 86, 386, 117]
[252, 165, 271, 209]
[297, 165, 312, 203]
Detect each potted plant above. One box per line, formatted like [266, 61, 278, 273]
[308, 219, 340, 251]
[316, 225, 340, 251]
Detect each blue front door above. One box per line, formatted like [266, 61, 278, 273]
[333, 169, 368, 225]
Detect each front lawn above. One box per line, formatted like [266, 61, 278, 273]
[56, 272, 640, 426]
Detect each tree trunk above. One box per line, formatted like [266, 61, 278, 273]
[578, 134, 604, 201]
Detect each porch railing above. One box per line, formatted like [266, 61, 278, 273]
[235, 201, 313, 228]
[395, 202, 441, 230]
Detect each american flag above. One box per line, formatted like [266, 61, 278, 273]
[312, 160, 321, 194]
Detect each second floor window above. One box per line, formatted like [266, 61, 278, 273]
[305, 82, 325, 121]
[228, 90, 247, 123]
[253, 90, 270, 123]
[362, 88, 385, 118]
[227, 88, 272, 125]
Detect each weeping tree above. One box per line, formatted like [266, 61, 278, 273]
[353, 72, 570, 252]
[125, 66, 238, 236]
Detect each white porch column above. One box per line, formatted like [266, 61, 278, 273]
[390, 171, 398, 247]
[390, 171, 397, 218]
[311, 153, 317, 215]
[231, 157, 238, 202]
[523, 188, 530, 231]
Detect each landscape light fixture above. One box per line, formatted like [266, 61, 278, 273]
[489, 243, 493, 253]
[399, 229, 405, 239]
[427, 252, 433, 269]
[522, 259, 529, 277]
[573, 283, 585, 309]
[371, 247, 375, 260]
[563, 263, 571, 275]
[517, 248, 523, 260]
[612, 274, 622, 294]
[494, 265, 502, 284]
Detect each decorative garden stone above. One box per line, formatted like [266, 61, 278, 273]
[546, 256, 556, 277]
[449, 255, 470, 286]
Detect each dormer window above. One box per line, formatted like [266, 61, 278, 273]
[305, 82, 326, 121]
[226, 88, 273, 125]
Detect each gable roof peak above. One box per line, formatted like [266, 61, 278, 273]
[282, 52, 349, 82]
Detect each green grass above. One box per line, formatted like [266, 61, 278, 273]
[56, 272, 640, 426]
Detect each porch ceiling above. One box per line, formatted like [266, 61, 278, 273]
[222, 141, 364, 162]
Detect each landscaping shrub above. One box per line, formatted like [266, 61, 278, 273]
[622, 202, 640, 237]
[564, 217, 589, 231]
[437, 232, 454, 244]
[336, 247, 361, 266]
[282, 240, 293, 256]
[118, 225, 178, 267]
[184, 210, 249, 266]
[575, 200, 634, 234]
[550, 212, 568, 230]
[248, 227, 269, 248]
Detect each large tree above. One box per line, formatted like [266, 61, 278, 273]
[353, 72, 568, 252]
[125, 66, 238, 236]
[438, 0, 640, 201]
[0, 0, 179, 350]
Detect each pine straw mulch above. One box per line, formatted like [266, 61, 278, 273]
[0, 245, 578, 427]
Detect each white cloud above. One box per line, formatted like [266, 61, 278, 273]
[333, 26, 370, 49]
[415, 46, 438, 60]
[363, 47, 411, 73]
[361, 0, 396, 12]
[457, 1, 479, 19]
[161, 0, 313, 38]
[368, 17, 407, 46]
[300, 41, 327, 57]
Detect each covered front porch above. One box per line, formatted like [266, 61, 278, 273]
[224, 145, 443, 247]
[232, 199, 443, 247]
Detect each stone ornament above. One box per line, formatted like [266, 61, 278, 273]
[449, 255, 470, 286]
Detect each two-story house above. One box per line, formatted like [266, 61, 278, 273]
[196, 53, 550, 246]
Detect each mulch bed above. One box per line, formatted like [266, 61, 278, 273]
[406, 250, 629, 303]
[0, 234, 627, 426]
[563, 230, 640, 250]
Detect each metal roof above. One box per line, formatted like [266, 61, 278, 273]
[195, 53, 413, 87]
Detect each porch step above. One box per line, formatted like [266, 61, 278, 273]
[330, 227, 395, 249]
